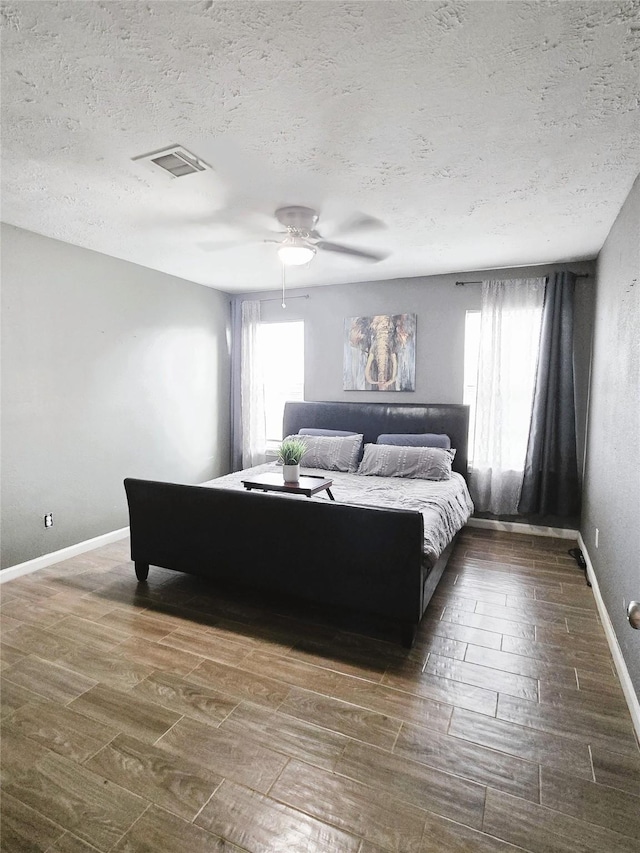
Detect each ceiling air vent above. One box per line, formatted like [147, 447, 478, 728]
[132, 145, 211, 178]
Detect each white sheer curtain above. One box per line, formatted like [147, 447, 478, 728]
[240, 300, 266, 468]
[469, 278, 545, 514]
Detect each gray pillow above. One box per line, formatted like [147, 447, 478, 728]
[286, 433, 364, 473]
[299, 428, 359, 437]
[358, 443, 455, 480]
[376, 433, 451, 449]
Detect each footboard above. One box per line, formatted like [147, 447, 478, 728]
[124, 478, 425, 638]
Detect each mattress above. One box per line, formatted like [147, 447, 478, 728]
[203, 463, 474, 566]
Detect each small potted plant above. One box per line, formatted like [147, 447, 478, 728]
[277, 437, 307, 484]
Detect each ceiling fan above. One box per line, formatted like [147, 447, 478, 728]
[198, 205, 389, 266]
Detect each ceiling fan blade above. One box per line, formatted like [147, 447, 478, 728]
[196, 239, 254, 252]
[316, 241, 388, 262]
[206, 205, 282, 234]
[334, 212, 387, 236]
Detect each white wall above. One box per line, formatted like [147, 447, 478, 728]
[1, 224, 231, 569]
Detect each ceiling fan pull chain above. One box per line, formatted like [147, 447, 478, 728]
[281, 263, 286, 309]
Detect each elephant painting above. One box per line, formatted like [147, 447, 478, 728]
[344, 313, 416, 391]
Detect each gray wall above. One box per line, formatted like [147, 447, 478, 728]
[243, 259, 595, 477]
[581, 174, 640, 696]
[1, 224, 231, 569]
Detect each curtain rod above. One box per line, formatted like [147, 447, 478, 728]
[259, 294, 310, 303]
[455, 273, 589, 286]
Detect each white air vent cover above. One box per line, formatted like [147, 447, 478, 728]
[132, 145, 211, 178]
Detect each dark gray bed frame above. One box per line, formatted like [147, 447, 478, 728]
[124, 401, 469, 647]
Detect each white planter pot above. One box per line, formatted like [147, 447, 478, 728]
[282, 464, 300, 484]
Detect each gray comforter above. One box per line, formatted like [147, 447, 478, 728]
[203, 463, 473, 565]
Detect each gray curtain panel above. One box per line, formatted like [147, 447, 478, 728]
[518, 271, 580, 517]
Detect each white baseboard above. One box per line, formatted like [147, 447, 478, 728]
[466, 517, 578, 539]
[1, 527, 130, 584]
[578, 532, 640, 743]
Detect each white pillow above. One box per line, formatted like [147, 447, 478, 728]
[286, 433, 363, 473]
[357, 443, 455, 480]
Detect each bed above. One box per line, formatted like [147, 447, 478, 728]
[124, 401, 472, 646]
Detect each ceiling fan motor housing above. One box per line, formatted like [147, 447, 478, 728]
[275, 206, 319, 234]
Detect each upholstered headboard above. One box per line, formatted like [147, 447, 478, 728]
[283, 401, 470, 479]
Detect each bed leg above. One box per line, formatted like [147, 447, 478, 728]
[134, 562, 149, 582]
[401, 622, 417, 649]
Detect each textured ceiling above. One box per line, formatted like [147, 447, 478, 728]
[1, 1, 639, 292]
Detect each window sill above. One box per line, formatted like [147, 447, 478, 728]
[265, 442, 280, 460]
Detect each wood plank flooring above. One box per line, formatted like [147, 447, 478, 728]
[1, 528, 639, 852]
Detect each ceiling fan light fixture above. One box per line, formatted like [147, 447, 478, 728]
[277, 237, 316, 266]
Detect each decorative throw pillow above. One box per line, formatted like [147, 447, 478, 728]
[286, 433, 363, 473]
[358, 443, 456, 480]
[299, 428, 359, 437]
[376, 433, 451, 449]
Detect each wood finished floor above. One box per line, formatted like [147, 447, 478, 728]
[1, 528, 639, 852]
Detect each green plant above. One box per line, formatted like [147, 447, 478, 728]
[277, 437, 307, 466]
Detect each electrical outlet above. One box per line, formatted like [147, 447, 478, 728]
[44, 513, 53, 529]
[595, 527, 599, 548]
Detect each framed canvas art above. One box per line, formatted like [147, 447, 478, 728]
[344, 313, 416, 391]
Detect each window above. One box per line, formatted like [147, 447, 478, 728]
[463, 310, 481, 462]
[466, 278, 546, 515]
[257, 321, 304, 443]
